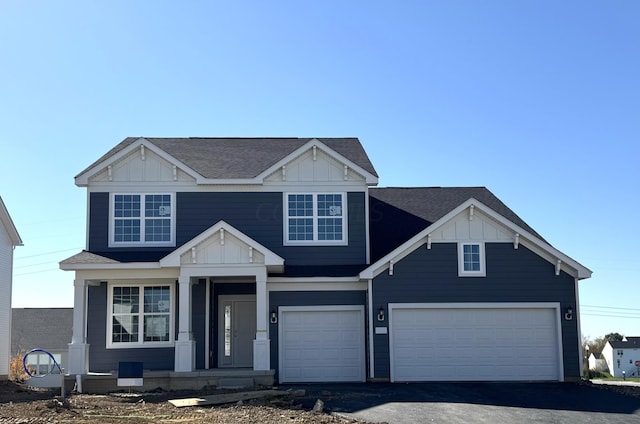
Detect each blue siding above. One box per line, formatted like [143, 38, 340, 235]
[88, 192, 367, 266]
[372, 243, 579, 380]
[192, 279, 207, 370]
[268, 291, 367, 381]
[87, 283, 176, 372]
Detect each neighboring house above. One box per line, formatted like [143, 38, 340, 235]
[60, 137, 591, 390]
[602, 337, 640, 378]
[588, 352, 608, 372]
[11, 308, 73, 375]
[0, 197, 22, 379]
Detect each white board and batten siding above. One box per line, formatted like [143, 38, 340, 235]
[389, 303, 564, 382]
[278, 305, 366, 383]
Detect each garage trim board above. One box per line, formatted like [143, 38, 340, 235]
[278, 305, 366, 383]
[388, 302, 564, 383]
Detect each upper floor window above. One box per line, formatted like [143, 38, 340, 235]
[458, 242, 486, 277]
[110, 194, 175, 246]
[107, 283, 174, 348]
[285, 193, 347, 244]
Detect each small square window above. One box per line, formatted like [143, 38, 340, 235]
[458, 243, 485, 277]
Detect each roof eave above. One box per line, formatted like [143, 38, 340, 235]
[360, 197, 592, 281]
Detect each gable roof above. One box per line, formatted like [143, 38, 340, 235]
[609, 338, 640, 349]
[0, 196, 23, 246]
[76, 137, 378, 184]
[369, 187, 542, 262]
[363, 194, 592, 280]
[11, 308, 73, 355]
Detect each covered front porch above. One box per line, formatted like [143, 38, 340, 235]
[62, 221, 284, 392]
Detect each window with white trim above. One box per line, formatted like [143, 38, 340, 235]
[285, 193, 346, 244]
[111, 194, 174, 246]
[108, 284, 174, 348]
[458, 242, 486, 276]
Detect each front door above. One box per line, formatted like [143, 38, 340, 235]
[218, 295, 256, 367]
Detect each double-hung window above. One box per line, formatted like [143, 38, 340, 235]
[108, 284, 174, 348]
[111, 193, 174, 246]
[458, 242, 486, 276]
[285, 193, 346, 244]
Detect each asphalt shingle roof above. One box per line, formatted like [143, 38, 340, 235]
[11, 308, 73, 356]
[368, 187, 543, 262]
[78, 137, 378, 180]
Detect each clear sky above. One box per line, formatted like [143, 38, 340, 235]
[1, 1, 638, 342]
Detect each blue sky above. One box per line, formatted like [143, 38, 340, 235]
[1, 1, 638, 341]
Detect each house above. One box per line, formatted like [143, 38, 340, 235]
[60, 137, 591, 392]
[588, 352, 608, 372]
[602, 337, 640, 378]
[11, 308, 73, 376]
[0, 196, 23, 379]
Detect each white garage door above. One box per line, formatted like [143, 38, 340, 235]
[390, 304, 562, 382]
[279, 306, 365, 383]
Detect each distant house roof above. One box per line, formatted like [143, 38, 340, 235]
[0, 196, 22, 246]
[590, 352, 604, 359]
[11, 308, 73, 355]
[77, 137, 378, 181]
[368, 187, 542, 262]
[609, 338, 640, 349]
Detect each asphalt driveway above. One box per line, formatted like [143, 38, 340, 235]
[285, 382, 640, 424]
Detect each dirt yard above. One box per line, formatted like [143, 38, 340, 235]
[0, 380, 365, 423]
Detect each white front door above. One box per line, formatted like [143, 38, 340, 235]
[218, 295, 256, 368]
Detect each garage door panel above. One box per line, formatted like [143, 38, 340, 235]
[280, 307, 365, 383]
[391, 307, 560, 382]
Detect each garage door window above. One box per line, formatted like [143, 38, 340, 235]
[458, 242, 485, 276]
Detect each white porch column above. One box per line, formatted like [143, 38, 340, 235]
[253, 271, 270, 370]
[174, 276, 196, 372]
[68, 278, 89, 375]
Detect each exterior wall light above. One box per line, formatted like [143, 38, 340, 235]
[270, 309, 278, 324]
[564, 306, 573, 321]
[377, 307, 385, 322]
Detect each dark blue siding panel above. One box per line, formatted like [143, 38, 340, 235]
[192, 279, 207, 370]
[87, 283, 175, 372]
[88, 192, 366, 266]
[268, 291, 367, 380]
[372, 243, 579, 380]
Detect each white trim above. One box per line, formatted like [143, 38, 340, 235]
[575, 278, 583, 375]
[283, 192, 348, 246]
[278, 305, 366, 383]
[267, 276, 360, 283]
[160, 220, 284, 269]
[387, 302, 564, 382]
[108, 193, 176, 248]
[457, 242, 486, 277]
[267, 282, 367, 292]
[367, 279, 375, 379]
[258, 139, 378, 186]
[76, 138, 379, 187]
[75, 138, 202, 186]
[0, 196, 22, 246]
[360, 198, 592, 280]
[205, 279, 211, 369]
[106, 282, 175, 349]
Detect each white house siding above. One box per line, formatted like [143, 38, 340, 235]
[0, 225, 14, 378]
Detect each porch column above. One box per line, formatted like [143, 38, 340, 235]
[174, 276, 196, 372]
[68, 278, 89, 375]
[253, 271, 270, 370]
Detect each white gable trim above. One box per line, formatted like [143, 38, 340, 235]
[360, 198, 592, 280]
[0, 197, 22, 246]
[257, 139, 378, 185]
[75, 138, 203, 186]
[159, 220, 284, 271]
